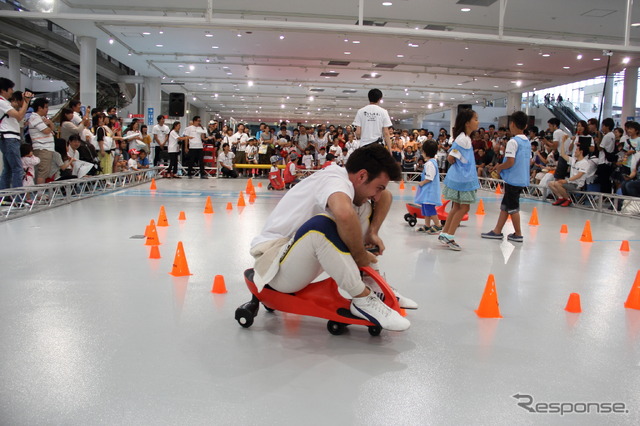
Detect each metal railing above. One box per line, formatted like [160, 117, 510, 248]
[0, 167, 162, 222]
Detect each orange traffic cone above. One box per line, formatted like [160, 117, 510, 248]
[145, 219, 161, 246]
[624, 270, 640, 310]
[211, 275, 228, 294]
[475, 199, 485, 215]
[149, 245, 161, 259]
[237, 191, 246, 207]
[226, 202, 233, 210]
[258, 182, 263, 188]
[620, 240, 630, 252]
[249, 192, 256, 204]
[495, 184, 502, 195]
[475, 274, 503, 318]
[157, 205, 169, 227]
[169, 241, 192, 276]
[528, 207, 539, 226]
[580, 220, 593, 243]
[144, 224, 151, 238]
[204, 196, 214, 214]
[245, 178, 254, 193]
[178, 211, 186, 221]
[560, 224, 568, 234]
[150, 178, 157, 190]
[564, 293, 582, 313]
[399, 181, 405, 190]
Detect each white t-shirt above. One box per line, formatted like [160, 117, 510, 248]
[554, 129, 569, 155]
[72, 111, 83, 126]
[352, 104, 392, 146]
[302, 154, 314, 169]
[81, 128, 93, 144]
[600, 131, 615, 154]
[424, 159, 437, 181]
[569, 157, 592, 188]
[218, 150, 235, 169]
[152, 124, 170, 148]
[504, 136, 525, 158]
[245, 144, 258, 160]
[0, 97, 20, 137]
[184, 125, 207, 149]
[232, 131, 249, 151]
[168, 130, 180, 153]
[28, 114, 55, 151]
[127, 158, 139, 170]
[251, 164, 354, 248]
[317, 152, 327, 166]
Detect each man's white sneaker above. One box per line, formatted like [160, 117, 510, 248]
[364, 276, 419, 310]
[350, 292, 410, 331]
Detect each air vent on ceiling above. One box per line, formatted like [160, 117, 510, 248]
[121, 32, 145, 37]
[355, 20, 387, 26]
[375, 63, 398, 69]
[361, 74, 381, 79]
[328, 61, 350, 66]
[456, 0, 498, 6]
[320, 72, 339, 77]
[423, 24, 448, 31]
[309, 88, 325, 92]
[342, 89, 357, 93]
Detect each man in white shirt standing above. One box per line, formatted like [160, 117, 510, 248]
[0, 78, 33, 190]
[151, 115, 169, 167]
[70, 100, 83, 126]
[353, 88, 393, 150]
[28, 98, 56, 184]
[183, 115, 208, 178]
[231, 123, 249, 153]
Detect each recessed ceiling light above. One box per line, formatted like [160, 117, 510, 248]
[461, 8, 471, 12]
[457, 83, 463, 86]
[623, 57, 631, 64]
[516, 81, 522, 87]
[226, 72, 232, 75]
[397, 54, 404, 58]
[159, 31, 164, 34]
[383, 2, 393, 5]
[279, 35, 285, 40]
[189, 65, 195, 71]
[248, 80, 254, 87]
[237, 34, 242, 37]
[344, 51, 351, 55]
[439, 102, 444, 107]
[493, 85, 499, 88]
[155, 44, 163, 47]
[212, 46, 219, 49]
[142, 32, 150, 35]
[428, 104, 433, 109]
[563, 66, 571, 69]
[205, 33, 213, 37]
[408, 43, 419, 48]
[516, 63, 524, 66]
[593, 58, 601, 61]
[464, 46, 469, 50]
[352, 40, 361, 44]
[185, 71, 190, 74]
[108, 38, 114, 44]
[542, 53, 550, 57]
[577, 54, 583, 60]
[632, 23, 640, 27]
[344, 39, 349, 42]
[308, 96, 314, 101]
[178, 64, 184, 68]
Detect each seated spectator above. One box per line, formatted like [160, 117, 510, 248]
[127, 149, 140, 171]
[402, 145, 416, 172]
[391, 141, 403, 163]
[475, 147, 488, 177]
[322, 153, 336, 168]
[137, 150, 150, 169]
[620, 151, 640, 197]
[337, 147, 349, 166]
[218, 143, 238, 178]
[283, 152, 302, 187]
[548, 139, 593, 207]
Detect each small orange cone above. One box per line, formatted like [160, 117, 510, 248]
[564, 293, 582, 313]
[150, 178, 157, 190]
[149, 245, 161, 259]
[145, 219, 161, 246]
[144, 224, 151, 238]
[475, 199, 485, 215]
[204, 196, 214, 214]
[249, 192, 256, 204]
[624, 270, 640, 310]
[579, 220, 593, 243]
[399, 181, 405, 190]
[475, 274, 503, 318]
[411, 186, 417, 191]
[237, 191, 246, 207]
[169, 241, 192, 276]
[226, 202, 233, 210]
[258, 182, 263, 188]
[528, 207, 539, 226]
[560, 224, 568, 234]
[157, 205, 169, 227]
[620, 240, 630, 252]
[178, 211, 186, 221]
[245, 178, 254, 193]
[495, 184, 502, 195]
[211, 275, 228, 294]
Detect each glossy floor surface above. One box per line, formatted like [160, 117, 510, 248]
[1, 177, 639, 425]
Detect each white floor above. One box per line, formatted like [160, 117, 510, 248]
[1, 177, 639, 425]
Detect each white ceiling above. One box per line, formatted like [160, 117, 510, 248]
[7, 0, 640, 122]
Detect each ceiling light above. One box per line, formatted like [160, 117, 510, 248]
[308, 96, 314, 101]
[226, 72, 232, 75]
[457, 83, 462, 86]
[439, 102, 444, 107]
[593, 58, 601, 61]
[185, 71, 190, 74]
[563, 66, 571, 69]
[159, 31, 164, 34]
[156, 44, 163, 47]
[632, 23, 640, 27]
[542, 53, 550, 57]
[352, 40, 361, 44]
[279, 35, 285, 40]
[142, 32, 150, 35]
[205, 58, 210, 63]
[516, 63, 524, 66]
[281, 104, 285, 109]
[516, 81, 522, 87]
[205, 33, 213, 37]
[382, 2, 393, 5]
[127, 51, 132, 56]
[493, 85, 499, 88]
[428, 104, 433, 109]
[397, 54, 404, 58]
[193, 97, 196, 101]
[464, 46, 469, 50]
[212, 46, 219, 49]
[248, 80, 254, 87]
[237, 34, 242, 37]
[344, 51, 351, 55]
[108, 38, 114, 44]
[178, 64, 184, 68]
[408, 43, 419, 48]
[577, 54, 583, 60]
[623, 57, 631, 64]
[189, 65, 195, 71]
[461, 8, 471, 12]
[344, 39, 349, 42]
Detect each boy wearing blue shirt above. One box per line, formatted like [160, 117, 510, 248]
[481, 111, 531, 243]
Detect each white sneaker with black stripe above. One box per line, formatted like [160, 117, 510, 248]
[350, 290, 410, 331]
[363, 275, 419, 310]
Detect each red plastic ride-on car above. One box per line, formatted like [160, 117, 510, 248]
[235, 266, 401, 336]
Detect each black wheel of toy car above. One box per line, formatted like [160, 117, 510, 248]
[404, 213, 413, 223]
[368, 325, 382, 336]
[327, 321, 347, 335]
[235, 308, 254, 328]
[263, 304, 275, 313]
[408, 216, 417, 227]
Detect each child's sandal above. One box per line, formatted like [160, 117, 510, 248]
[417, 226, 429, 232]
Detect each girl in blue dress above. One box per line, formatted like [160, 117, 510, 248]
[415, 140, 442, 234]
[439, 109, 480, 251]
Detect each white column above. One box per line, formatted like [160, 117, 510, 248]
[79, 36, 97, 108]
[621, 67, 637, 122]
[143, 77, 162, 128]
[603, 72, 615, 119]
[507, 92, 523, 114]
[449, 107, 456, 136]
[8, 49, 21, 88]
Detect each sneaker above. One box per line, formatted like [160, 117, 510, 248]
[507, 233, 524, 243]
[552, 198, 566, 206]
[446, 239, 462, 251]
[438, 234, 450, 245]
[427, 226, 443, 235]
[416, 226, 429, 233]
[364, 276, 419, 310]
[350, 291, 410, 331]
[560, 199, 572, 207]
[481, 230, 504, 239]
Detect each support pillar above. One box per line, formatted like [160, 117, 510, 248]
[450, 107, 456, 136]
[143, 77, 162, 128]
[507, 92, 523, 114]
[603, 71, 615, 119]
[79, 36, 97, 108]
[8, 49, 21, 88]
[622, 66, 638, 122]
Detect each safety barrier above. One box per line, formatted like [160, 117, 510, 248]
[0, 167, 162, 222]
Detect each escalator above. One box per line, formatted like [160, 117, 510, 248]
[543, 100, 589, 132]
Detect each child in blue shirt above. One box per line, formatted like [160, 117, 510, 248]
[415, 140, 442, 234]
[482, 111, 531, 243]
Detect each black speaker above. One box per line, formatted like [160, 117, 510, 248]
[169, 92, 185, 117]
[457, 104, 473, 114]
